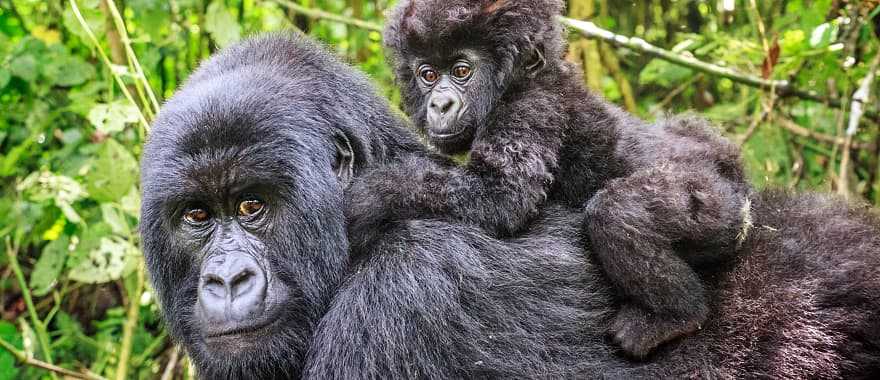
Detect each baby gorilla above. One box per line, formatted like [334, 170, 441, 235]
[349, 0, 751, 359]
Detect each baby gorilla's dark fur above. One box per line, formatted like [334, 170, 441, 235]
[356, 0, 750, 357]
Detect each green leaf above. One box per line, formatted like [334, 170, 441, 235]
[43, 54, 96, 87]
[809, 22, 837, 48]
[0, 321, 21, 380]
[30, 235, 70, 296]
[129, 0, 171, 42]
[638, 58, 694, 87]
[9, 54, 38, 82]
[101, 203, 130, 236]
[68, 237, 138, 284]
[68, 223, 112, 270]
[205, 1, 241, 49]
[85, 139, 139, 203]
[87, 101, 141, 134]
[17, 170, 87, 224]
[120, 187, 141, 217]
[258, 2, 293, 31]
[0, 68, 10, 90]
[780, 29, 806, 56]
[62, 0, 105, 42]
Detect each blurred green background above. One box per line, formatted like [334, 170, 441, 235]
[1, 0, 878, 378]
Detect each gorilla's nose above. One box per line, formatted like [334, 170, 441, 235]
[198, 252, 267, 324]
[429, 93, 460, 116]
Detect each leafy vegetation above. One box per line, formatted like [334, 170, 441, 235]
[0, 0, 878, 378]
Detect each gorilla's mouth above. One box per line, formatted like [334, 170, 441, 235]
[426, 106, 469, 140]
[198, 283, 291, 348]
[203, 317, 277, 340]
[428, 128, 466, 141]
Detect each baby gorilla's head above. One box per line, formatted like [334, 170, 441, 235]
[383, 0, 566, 153]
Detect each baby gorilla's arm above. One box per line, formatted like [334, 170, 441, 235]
[345, 95, 564, 242]
[583, 162, 750, 359]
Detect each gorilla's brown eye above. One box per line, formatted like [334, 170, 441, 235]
[419, 67, 439, 84]
[238, 199, 264, 218]
[184, 208, 210, 224]
[452, 65, 471, 79]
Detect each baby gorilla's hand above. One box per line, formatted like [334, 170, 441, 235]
[344, 169, 407, 254]
[610, 303, 704, 360]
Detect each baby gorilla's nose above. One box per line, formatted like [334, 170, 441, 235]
[426, 91, 464, 136]
[429, 93, 460, 115]
[198, 252, 267, 324]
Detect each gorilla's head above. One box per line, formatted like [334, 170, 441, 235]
[383, 0, 565, 153]
[140, 34, 418, 378]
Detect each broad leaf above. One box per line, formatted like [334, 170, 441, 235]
[30, 235, 71, 296]
[68, 237, 139, 284]
[0, 321, 21, 380]
[205, 1, 241, 48]
[87, 102, 140, 134]
[85, 139, 139, 203]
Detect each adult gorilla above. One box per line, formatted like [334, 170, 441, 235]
[140, 33, 880, 379]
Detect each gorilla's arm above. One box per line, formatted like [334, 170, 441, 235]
[346, 91, 564, 239]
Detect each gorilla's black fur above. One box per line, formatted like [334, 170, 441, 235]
[368, 0, 752, 357]
[140, 34, 880, 379]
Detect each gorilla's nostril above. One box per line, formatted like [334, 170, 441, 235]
[202, 274, 227, 297]
[429, 95, 458, 116]
[440, 100, 454, 114]
[230, 270, 255, 298]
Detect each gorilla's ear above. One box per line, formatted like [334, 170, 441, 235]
[526, 43, 546, 77]
[332, 131, 355, 188]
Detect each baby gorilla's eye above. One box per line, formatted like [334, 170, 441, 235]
[183, 208, 210, 225]
[452, 64, 472, 80]
[238, 199, 265, 218]
[418, 66, 439, 84]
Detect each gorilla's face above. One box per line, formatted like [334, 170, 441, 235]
[140, 73, 354, 378]
[400, 49, 503, 153]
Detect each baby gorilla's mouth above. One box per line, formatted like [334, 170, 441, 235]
[426, 105, 469, 139]
[429, 128, 466, 140]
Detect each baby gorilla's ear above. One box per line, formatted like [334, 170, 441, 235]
[332, 131, 356, 188]
[526, 43, 546, 77]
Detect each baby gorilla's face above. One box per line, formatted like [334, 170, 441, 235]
[140, 73, 353, 378]
[407, 50, 502, 153]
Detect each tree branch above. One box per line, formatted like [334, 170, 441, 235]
[5, 238, 55, 379]
[777, 116, 873, 150]
[114, 259, 145, 380]
[275, 0, 382, 32]
[839, 49, 880, 197]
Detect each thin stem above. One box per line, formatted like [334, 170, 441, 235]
[68, 0, 151, 130]
[160, 346, 180, 380]
[114, 258, 145, 380]
[103, 0, 161, 116]
[4, 238, 57, 380]
[839, 50, 880, 197]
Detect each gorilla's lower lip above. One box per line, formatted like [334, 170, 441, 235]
[204, 318, 277, 339]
